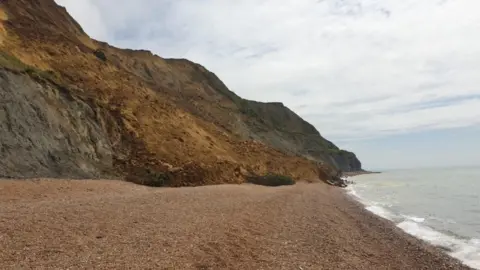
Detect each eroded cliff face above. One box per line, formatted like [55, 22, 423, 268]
[0, 70, 114, 178]
[0, 0, 361, 185]
[157, 60, 362, 172]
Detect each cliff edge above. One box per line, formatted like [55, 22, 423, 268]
[0, 0, 361, 186]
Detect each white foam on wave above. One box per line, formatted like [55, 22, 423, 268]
[398, 221, 480, 269]
[345, 185, 360, 198]
[450, 239, 480, 270]
[402, 215, 425, 223]
[346, 185, 396, 221]
[345, 183, 480, 269]
[365, 205, 395, 221]
[345, 184, 375, 205]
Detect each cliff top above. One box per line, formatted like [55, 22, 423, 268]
[0, 0, 360, 186]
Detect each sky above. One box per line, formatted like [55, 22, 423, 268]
[55, 0, 480, 170]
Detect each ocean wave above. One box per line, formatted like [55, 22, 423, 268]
[365, 205, 396, 221]
[346, 184, 480, 269]
[401, 215, 425, 223]
[346, 185, 396, 221]
[345, 185, 357, 196]
[398, 221, 480, 269]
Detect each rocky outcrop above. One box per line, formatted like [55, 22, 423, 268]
[0, 70, 114, 179]
[0, 0, 362, 185]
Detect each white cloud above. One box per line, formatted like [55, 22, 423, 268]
[55, 0, 480, 142]
[55, 0, 109, 40]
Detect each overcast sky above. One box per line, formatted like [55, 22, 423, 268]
[55, 0, 480, 170]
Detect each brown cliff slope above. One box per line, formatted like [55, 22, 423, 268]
[0, 0, 359, 186]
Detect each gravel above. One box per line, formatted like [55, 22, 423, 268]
[0, 179, 472, 269]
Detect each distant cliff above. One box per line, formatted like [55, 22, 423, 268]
[0, 0, 361, 186]
[160, 59, 362, 172]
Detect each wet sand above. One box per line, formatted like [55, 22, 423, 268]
[0, 179, 471, 269]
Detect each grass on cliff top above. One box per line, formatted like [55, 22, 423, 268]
[0, 50, 29, 71]
[247, 173, 295, 187]
[0, 50, 62, 84]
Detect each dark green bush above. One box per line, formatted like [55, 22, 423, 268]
[93, 49, 107, 62]
[247, 173, 295, 187]
[126, 168, 170, 187]
[144, 171, 170, 187]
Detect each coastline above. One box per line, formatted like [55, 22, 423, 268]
[0, 179, 471, 269]
[343, 170, 382, 177]
[344, 173, 479, 269]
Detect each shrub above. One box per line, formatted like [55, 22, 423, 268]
[93, 49, 107, 62]
[126, 168, 170, 187]
[144, 171, 170, 187]
[247, 173, 295, 187]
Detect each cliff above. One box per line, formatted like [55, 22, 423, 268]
[0, 0, 361, 186]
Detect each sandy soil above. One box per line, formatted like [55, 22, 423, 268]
[0, 179, 472, 270]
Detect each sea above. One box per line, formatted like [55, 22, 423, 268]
[347, 167, 480, 269]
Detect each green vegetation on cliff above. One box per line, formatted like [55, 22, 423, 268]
[0, 0, 361, 186]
